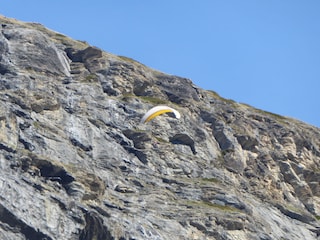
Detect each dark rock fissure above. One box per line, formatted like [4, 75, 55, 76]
[79, 212, 114, 240]
[0, 204, 53, 240]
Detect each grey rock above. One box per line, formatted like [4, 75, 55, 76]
[0, 15, 320, 240]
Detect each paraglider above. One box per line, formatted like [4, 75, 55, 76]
[140, 105, 181, 123]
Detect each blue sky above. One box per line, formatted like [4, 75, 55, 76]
[2, 1, 320, 127]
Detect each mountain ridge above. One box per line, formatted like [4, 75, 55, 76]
[0, 15, 319, 240]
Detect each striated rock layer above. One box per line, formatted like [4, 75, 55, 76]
[0, 15, 319, 240]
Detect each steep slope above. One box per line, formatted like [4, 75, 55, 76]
[0, 15, 319, 240]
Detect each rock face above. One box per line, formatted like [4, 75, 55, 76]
[0, 15, 319, 240]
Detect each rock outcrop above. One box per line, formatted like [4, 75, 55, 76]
[0, 15, 319, 239]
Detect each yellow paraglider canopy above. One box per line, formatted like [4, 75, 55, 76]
[140, 105, 181, 123]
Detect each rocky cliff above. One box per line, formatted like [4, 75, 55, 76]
[0, 15, 319, 240]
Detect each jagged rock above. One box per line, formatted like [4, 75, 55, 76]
[169, 133, 196, 154]
[0, 15, 320, 240]
[79, 211, 113, 240]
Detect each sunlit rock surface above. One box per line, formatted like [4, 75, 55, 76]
[0, 15, 319, 240]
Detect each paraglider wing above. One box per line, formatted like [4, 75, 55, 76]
[140, 105, 181, 123]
